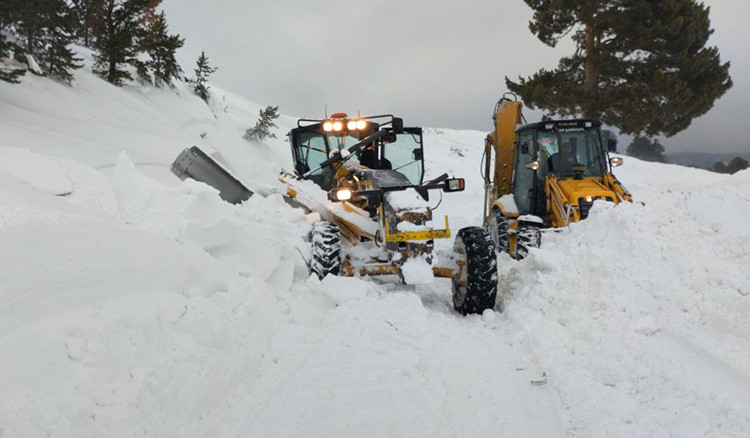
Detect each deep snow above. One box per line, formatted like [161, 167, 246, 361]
[1, 54, 750, 438]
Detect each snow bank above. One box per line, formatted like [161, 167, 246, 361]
[1, 54, 749, 437]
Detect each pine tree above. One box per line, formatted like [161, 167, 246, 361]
[90, 0, 149, 86]
[507, 0, 732, 137]
[601, 129, 618, 153]
[185, 51, 217, 101]
[711, 157, 749, 174]
[68, 0, 96, 46]
[0, 0, 26, 83]
[626, 136, 667, 163]
[14, 0, 82, 83]
[137, 11, 183, 87]
[244, 106, 280, 142]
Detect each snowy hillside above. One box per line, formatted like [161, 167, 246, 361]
[2, 62, 750, 438]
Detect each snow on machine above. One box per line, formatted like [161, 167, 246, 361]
[280, 113, 498, 314]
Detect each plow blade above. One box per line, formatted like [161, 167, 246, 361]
[171, 146, 253, 205]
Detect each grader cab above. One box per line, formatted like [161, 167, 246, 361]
[282, 113, 499, 314]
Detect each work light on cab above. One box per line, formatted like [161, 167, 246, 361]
[443, 178, 465, 192]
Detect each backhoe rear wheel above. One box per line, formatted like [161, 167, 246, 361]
[452, 227, 498, 315]
[310, 221, 341, 279]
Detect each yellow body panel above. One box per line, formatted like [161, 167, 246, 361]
[485, 100, 523, 204]
[384, 215, 451, 242]
[340, 261, 455, 278]
[546, 175, 627, 227]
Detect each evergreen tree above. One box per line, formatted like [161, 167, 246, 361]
[244, 106, 280, 142]
[0, 0, 26, 83]
[711, 157, 749, 174]
[185, 51, 217, 101]
[602, 129, 618, 153]
[90, 0, 149, 86]
[68, 0, 97, 46]
[14, 0, 82, 83]
[507, 0, 732, 137]
[137, 11, 183, 87]
[626, 136, 667, 163]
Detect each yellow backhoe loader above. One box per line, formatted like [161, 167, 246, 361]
[484, 94, 632, 258]
[282, 113, 498, 314]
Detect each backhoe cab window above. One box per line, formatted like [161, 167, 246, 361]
[513, 131, 536, 214]
[539, 127, 605, 178]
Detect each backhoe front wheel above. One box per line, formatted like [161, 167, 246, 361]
[489, 210, 510, 254]
[310, 221, 341, 279]
[489, 210, 541, 260]
[452, 227, 498, 315]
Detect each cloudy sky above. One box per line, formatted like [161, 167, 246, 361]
[164, 0, 749, 154]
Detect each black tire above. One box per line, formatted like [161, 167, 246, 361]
[310, 221, 341, 279]
[452, 227, 498, 315]
[489, 209, 511, 254]
[515, 219, 542, 259]
[490, 210, 541, 260]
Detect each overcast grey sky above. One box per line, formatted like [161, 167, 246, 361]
[164, 0, 749, 154]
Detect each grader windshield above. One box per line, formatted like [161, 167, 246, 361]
[289, 117, 425, 190]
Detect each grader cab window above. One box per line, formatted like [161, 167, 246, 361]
[294, 131, 334, 190]
[383, 129, 424, 185]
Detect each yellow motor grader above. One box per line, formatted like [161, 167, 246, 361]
[483, 94, 633, 258]
[281, 113, 498, 314]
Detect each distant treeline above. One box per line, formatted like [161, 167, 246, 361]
[613, 133, 748, 175]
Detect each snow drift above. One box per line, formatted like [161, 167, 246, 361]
[1, 55, 749, 437]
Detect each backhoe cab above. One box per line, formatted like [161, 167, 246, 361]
[484, 95, 632, 259]
[282, 112, 498, 315]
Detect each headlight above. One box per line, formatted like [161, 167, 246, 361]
[333, 121, 343, 131]
[328, 188, 353, 202]
[347, 120, 357, 130]
[585, 195, 593, 203]
[323, 121, 333, 132]
[525, 160, 541, 171]
[356, 120, 366, 130]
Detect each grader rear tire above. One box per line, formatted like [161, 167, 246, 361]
[452, 227, 498, 315]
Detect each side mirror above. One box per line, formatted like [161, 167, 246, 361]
[412, 148, 424, 160]
[443, 178, 465, 192]
[608, 138, 617, 152]
[391, 117, 404, 134]
[382, 132, 398, 143]
[610, 157, 623, 168]
[524, 160, 540, 171]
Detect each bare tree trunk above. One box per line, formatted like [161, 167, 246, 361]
[583, 22, 599, 119]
